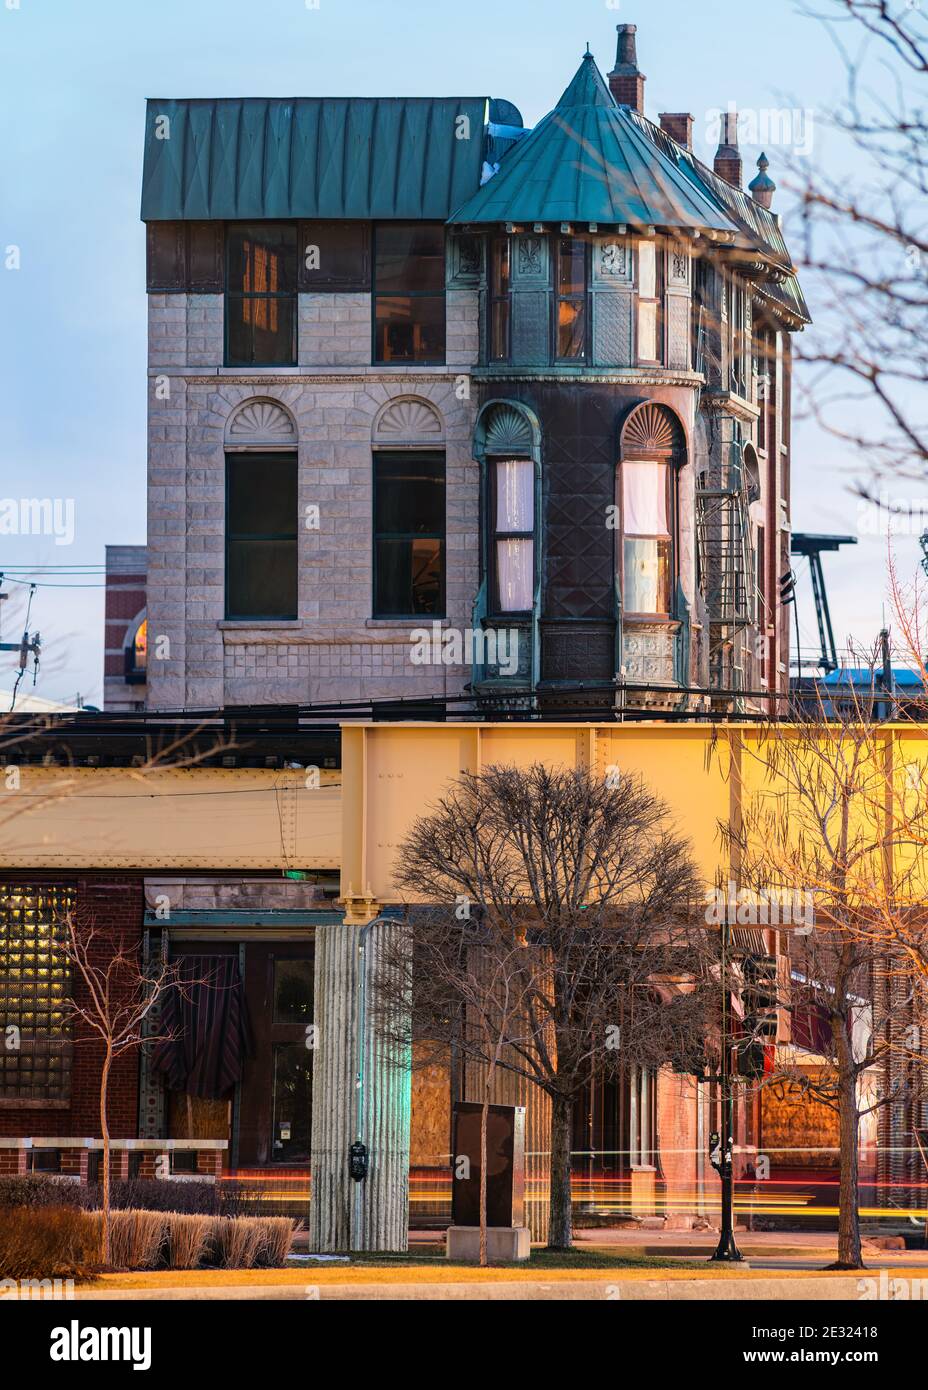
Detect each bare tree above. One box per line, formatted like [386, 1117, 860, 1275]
[792, 0, 928, 487]
[727, 669, 928, 1267]
[373, 763, 717, 1252]
[60, 912, 192, 1267]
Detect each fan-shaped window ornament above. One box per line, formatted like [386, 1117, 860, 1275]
[225, 398, 297, 448]
[482, 404, 536, 457]
[373, 397, 444, 446]
[620, 402, 682, 458]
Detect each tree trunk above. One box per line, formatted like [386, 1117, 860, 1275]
[547, 1093, 573, 1250]
[100, 1047, 112, 1267]
[834, 1063, 864, 1268]
[479, 1090, 489, 1267]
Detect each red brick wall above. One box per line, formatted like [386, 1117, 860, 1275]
[656, 1066, 699, 1192]
[0, 875, 144, 1141]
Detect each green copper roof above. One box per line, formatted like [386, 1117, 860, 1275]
[627, 109, 811, 323]
[449, 53, 737, 233]
[141, 96, 490, 221]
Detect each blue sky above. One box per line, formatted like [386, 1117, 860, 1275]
[0, 0, 914, 703]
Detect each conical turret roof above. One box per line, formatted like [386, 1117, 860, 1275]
[449, 52, 737, 232]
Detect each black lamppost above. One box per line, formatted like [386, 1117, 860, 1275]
[709, 911, 743, 1262]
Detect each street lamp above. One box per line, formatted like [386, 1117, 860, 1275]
[709, 910, 743, 1262]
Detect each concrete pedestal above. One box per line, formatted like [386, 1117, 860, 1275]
[446, 1225, 531, 1263]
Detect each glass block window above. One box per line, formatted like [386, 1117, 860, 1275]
[0, 885, 74, 1102]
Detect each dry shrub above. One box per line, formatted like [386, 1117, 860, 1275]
[103, 1209, 165, 1270]
[0, 1206, 97, 1279]
[164, 1213, 210, 1269]
[208, 1215, 264, 1269]
[255, 1217, 296, 1267]
[204, 1215, 295, 1268]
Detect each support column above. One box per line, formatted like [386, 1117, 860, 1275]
[310, 918, 411, 1252]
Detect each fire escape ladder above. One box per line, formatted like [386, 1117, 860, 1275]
[696, 439, 755, 697]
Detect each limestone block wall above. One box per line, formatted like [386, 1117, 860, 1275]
[146, 290, 481, 711]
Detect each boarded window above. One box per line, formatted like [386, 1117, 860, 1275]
[146, 222, 223, 292]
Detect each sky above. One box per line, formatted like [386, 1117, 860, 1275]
[0, 0, 918, 705]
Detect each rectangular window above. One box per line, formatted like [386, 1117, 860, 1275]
[373, 223, 445, 364]
[373, 451, 445, 617]
[226, 223, 298, 366]
[225, 452, 298, 619]
[490, 237, 511, 362]
[492, 458, 534, 612]
[0, 885, 74, 1104]
[622, 460, 672, 616]
[637, 241, 663, 364]
[757, 524, 768, 681]
[298, 221, 370, 290]
[729, 274, 747, 396]
[556, 237, 587, 360]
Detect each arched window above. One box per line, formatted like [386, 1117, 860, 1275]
[491, 458, 534, 612]
[124, 615, 147, 684]
[224, 399, 299, 621]
[473, 402, 541, 619]
[619, 404, 685, 620]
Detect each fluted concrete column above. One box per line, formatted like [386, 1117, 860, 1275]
[310, 920, 411, 1252]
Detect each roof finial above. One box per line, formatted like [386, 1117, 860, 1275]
[748, 151, 777, 209]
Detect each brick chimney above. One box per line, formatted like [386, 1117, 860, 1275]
[713, 109, 742, 187]
[608, 23, 646, 113]
[659, 113, 694, 150]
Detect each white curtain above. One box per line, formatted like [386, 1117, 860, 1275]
[494, 459, 534, 611]
[622, 459, 668, 536]
[495, 458, 534, 531]
[496, 539, 533, 611]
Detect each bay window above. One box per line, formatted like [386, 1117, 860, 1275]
[556, 236, 587, 360]
[622, 459, 673, 616]
[490, 237, 511, 362]
[491, 458, 534, 613]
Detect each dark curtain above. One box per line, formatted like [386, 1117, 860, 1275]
[151, 955, 254, 1100]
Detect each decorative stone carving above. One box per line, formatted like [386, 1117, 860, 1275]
[622, 402, 681, 455]
[670, 249, 689, 284]
[622, 627, 676, 683]
[226, 399, 297, 445]
[599, 241, 628, 277]
[516, 237, 543, 277]
[481, 403, 535, 455]
[373, 397, 444, 444]
[449, 234, 482, 285]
